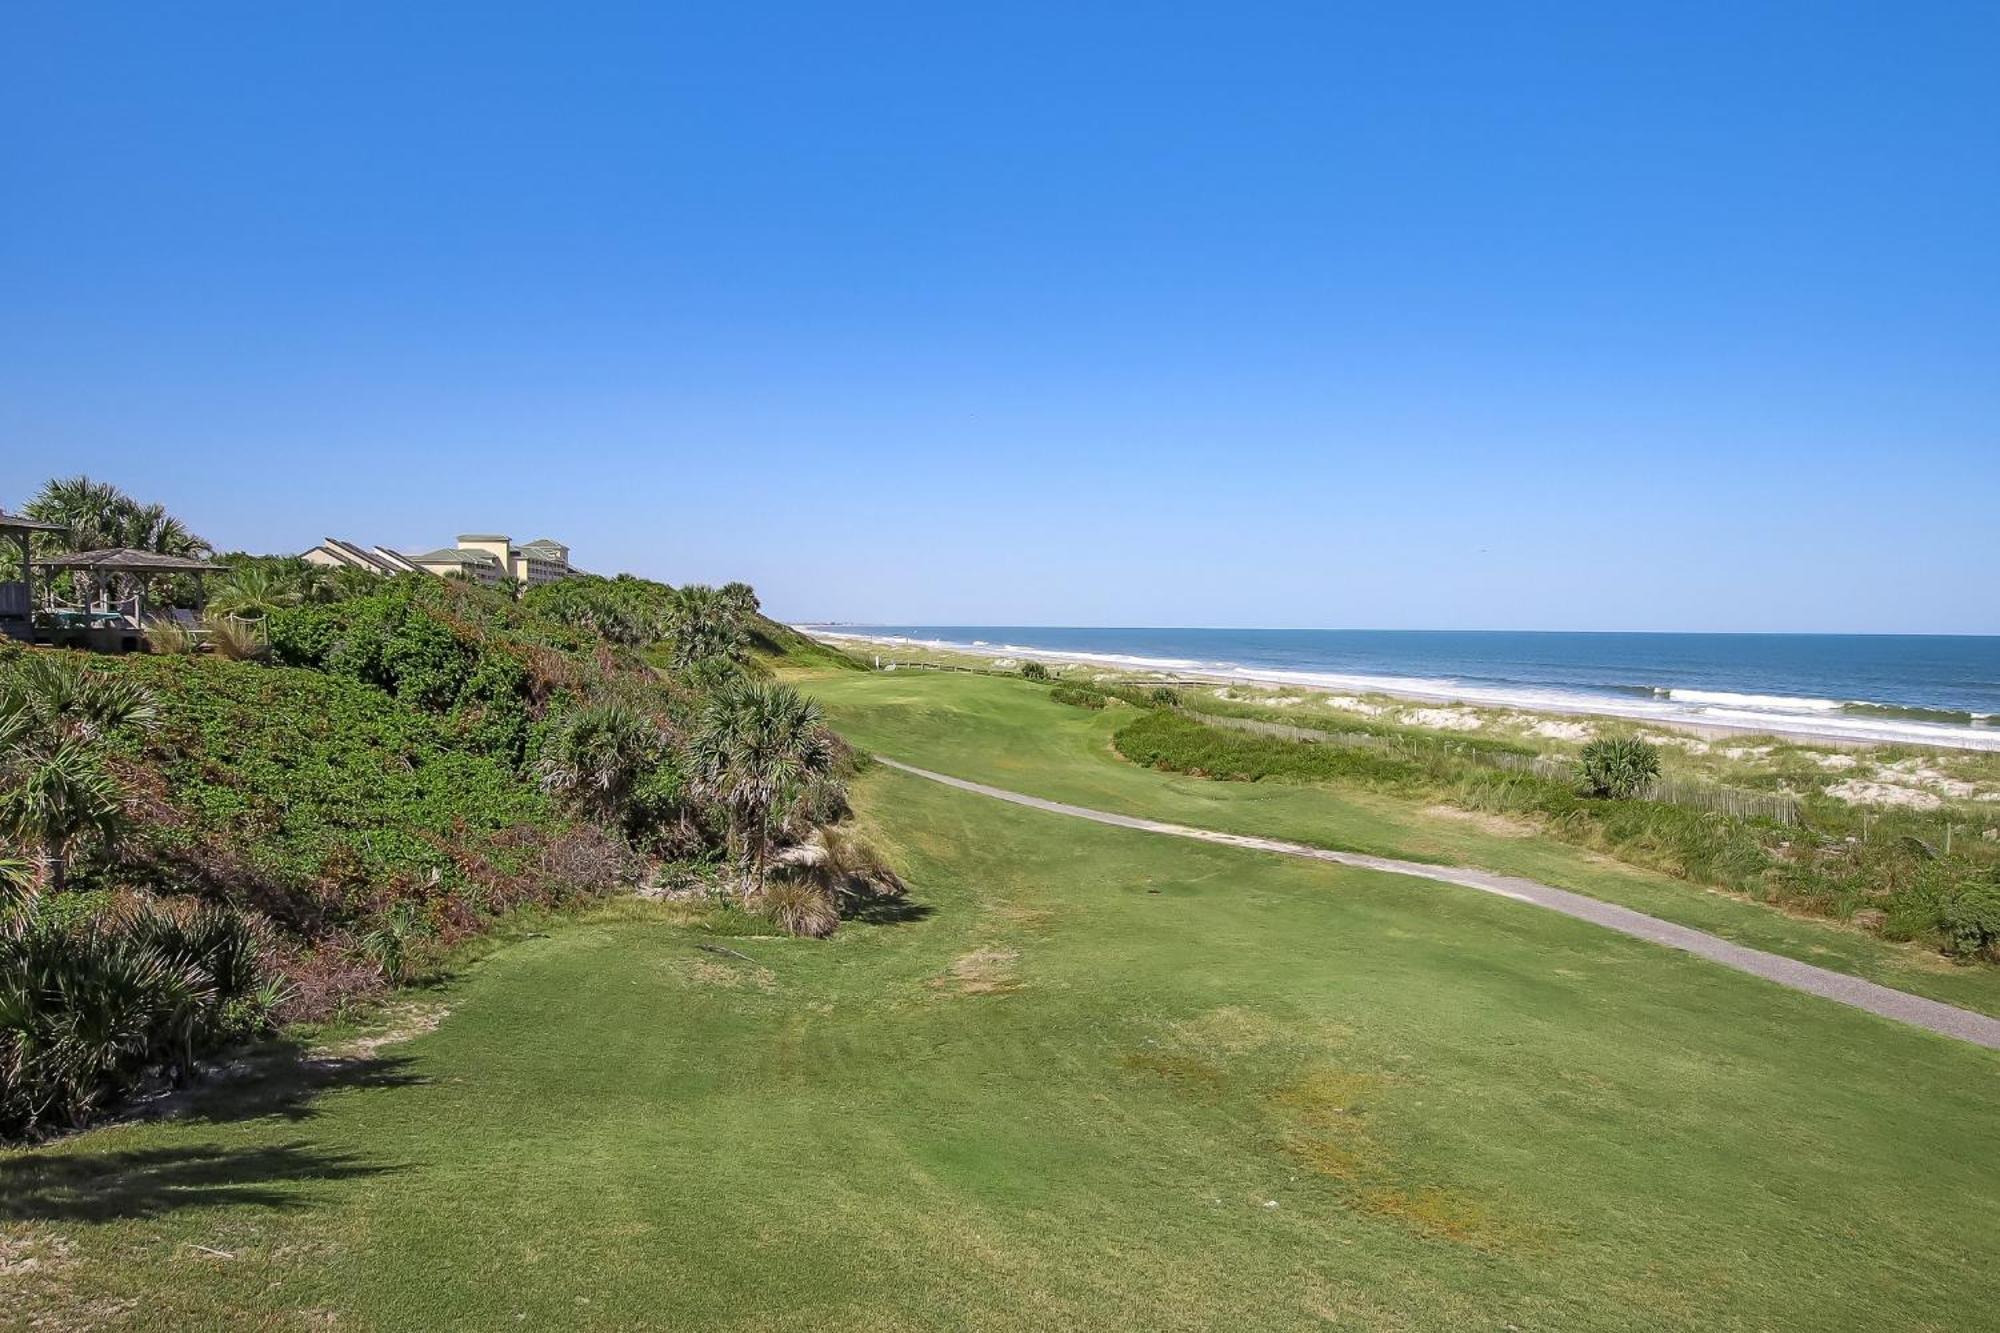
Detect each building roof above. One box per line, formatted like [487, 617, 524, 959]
[409, 546, 502, 566]
[317, 537, 403, 574]
[456, 534, 510, 543]
[371, 546, 423, 574]
[34, 547, 226, 573]
[0, 509, 71, 536]
[519, 538, 568, 555]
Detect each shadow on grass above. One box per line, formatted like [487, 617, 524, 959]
[847, 897, 936, 926]
[0, 1140, 401, 1222]
[168, 1051, 430, 1128]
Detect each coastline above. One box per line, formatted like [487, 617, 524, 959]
[802, 628, 2000, 754]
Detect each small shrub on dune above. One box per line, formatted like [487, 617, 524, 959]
[1575, 737, 1661, 800]
[1019, 661, 1049, 682]
[1049, 684, 1107, 710]
[1941, 883, 2000, 961]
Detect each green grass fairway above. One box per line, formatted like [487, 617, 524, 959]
[801, 669, 2000, 1017]
[6, 760, 1998, 1330]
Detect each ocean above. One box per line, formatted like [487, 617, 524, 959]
[809, 627, 2000, 750]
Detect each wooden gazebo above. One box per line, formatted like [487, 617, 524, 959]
[0, 508, 71, 642]
[32, 547, 227, 652]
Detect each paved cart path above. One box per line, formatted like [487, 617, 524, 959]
[875, 756, 2000, 1051]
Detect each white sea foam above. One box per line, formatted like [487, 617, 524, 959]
[1664, 688, 1845, 713]
[802, 629, 2000, 751]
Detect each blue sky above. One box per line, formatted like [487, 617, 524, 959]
[3, 3, 1995, 633]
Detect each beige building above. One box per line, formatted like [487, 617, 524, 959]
[301, 533, 575, 587]
[451, 535, 573, 587]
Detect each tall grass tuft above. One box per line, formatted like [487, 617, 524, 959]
[204, 612, 269, 661]
[142, 616, 199, 655]
[756, 880, 840, 938]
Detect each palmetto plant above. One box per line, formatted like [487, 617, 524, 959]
[534, 701, 662, 827]
[0, 655, 158, 896]
[0, 898, 268, 1138]
[360, 904, 429, 985]
[1576, 736, 1663, 800]
[208, 564, 303, 620]
[0, 744, 125, 896]
[666, 584, 751, 672]
[689, 682, 839, 898]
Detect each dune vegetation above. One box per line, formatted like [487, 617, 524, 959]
[2, 478, 885, 1140]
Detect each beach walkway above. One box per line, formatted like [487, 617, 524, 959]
[874, 756, 2000, 1051]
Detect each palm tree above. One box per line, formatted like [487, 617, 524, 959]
[117, 501, 209, 557]
[23, 475, 210, 556]
[22, 475, 125, 550]
[689, 682, 838, 898]
[208, 564, 302, 620]
[0, 655, 157, 897]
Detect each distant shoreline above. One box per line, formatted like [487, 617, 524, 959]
[802, 628, 2000, 754]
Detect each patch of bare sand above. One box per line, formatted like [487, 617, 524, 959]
[1400, 707, 1483, 731]
[1825, 779, 1942, 810]
[312, 1001, 449, 1061]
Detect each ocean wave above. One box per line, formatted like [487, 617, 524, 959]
[1665, 688, 1845, 713]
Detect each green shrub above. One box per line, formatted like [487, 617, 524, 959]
[1019, 661, 1050, 682]
[1049, 684, 1107, 710]
[1115, 710, 1413, 785]
[1576, 737, 1662, 800]
[1941, 883, 2000, 960]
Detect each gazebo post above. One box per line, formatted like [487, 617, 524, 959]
[193, 572, 207, 614]
[17, 531, 31, 641]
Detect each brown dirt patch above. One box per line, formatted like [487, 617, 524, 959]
[1122, 1051, 1228, 1097]
[928, 948, 1021, 995]
[1423, 804, 1537, 838]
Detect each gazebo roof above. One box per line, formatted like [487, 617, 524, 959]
[0, 509, 70, 536]
[33, 547, 225, 574]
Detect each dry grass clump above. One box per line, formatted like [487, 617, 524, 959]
[759, 826, 908, 937]
[754, 880, 840, 939]
[141, 616, 199, 655]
